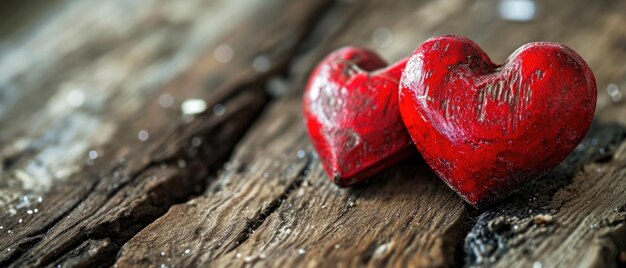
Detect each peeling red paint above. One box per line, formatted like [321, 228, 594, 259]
[304, 47, 414, 186]
[399, 35, 597, 207]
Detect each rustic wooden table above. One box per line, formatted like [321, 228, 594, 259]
[1, 0, 625, 267]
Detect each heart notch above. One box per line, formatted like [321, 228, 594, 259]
[304, 47, 414, 186]
[399, 35, 596, 207]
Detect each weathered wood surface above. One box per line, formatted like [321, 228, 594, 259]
[114, 98, 467, 267]
[1, 0, 626, 267]
[0, 0, 331, 266]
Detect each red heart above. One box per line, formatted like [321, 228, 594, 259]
[399, 36, 596, 207]
[304, 47, 414, 186]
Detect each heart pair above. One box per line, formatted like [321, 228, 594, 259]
[303, 35, 596, 207]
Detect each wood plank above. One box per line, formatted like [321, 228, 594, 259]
[2, 0, 626, 266]
[0, 0, 331, 267]
[117, 0, 626, 267]
[212, 101, 466, 268]
[115, 0, 472, 267]
[116, 97, 466, 267]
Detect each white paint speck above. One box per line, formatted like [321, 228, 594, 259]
[88, 150, 98, 160]
[372, 27, 393, 48]
[252, 55, 271, 72]
[499, 0, 535, 21]
[37, 196, 43, 203]
[236, 253, 242, 258]
[138, 130, 150, 141]
[298, 248, 306, 255]
[18, 219, 22, 223]
[607, 83, 622, 103]
[67, 90, 85, 107]
[27, 210, 33, 215]
[296, 150, 306, 159]
[184, 249, 190, 254]
[214, 44, 234, 63]
[213, 104, 225, 116]
[34, 209, 38, 213]
[373, 242, 391, 258]
[181, 99, 207, 115]
[159, 94, 175, 108]
[533, 261, 543, 268]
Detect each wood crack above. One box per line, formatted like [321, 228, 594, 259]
[0, 173, 100, 267]
[3, 1, 339, 266]
[225, 155, 313, 254]
[3, 0, 625, 267]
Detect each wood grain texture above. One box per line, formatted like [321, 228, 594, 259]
[115, 97, 467, 267]
[116, 1, 472, 267]
[116, 0, 626, 267]
[1, 0, 626, 267]
[0, 0, 331, 266]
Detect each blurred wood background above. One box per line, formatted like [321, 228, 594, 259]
[0, 0, 625, 267]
